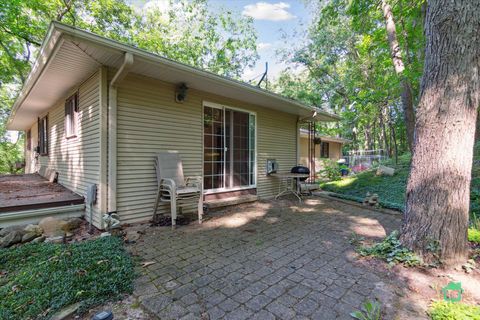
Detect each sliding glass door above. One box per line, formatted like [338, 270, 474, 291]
[203, 104, 256, 192]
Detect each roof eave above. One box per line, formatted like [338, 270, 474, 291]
[7, 23, 63, 130]
[8, 22, 340, 129]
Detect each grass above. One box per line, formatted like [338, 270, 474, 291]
[0, 236, 134, 320]
[429, 301, 480, 320]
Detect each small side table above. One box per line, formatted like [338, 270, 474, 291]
[272, 173, 310, 201]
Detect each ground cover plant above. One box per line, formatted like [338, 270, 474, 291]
[320, 164, 409, 211]
[321, 148, 480, 219]
[469, 227, 480, 244]
[429, 301, 480, 320]
[358, 231, 421, 267]
[0, 236, 134, 320]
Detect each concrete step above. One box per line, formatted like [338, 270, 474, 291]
[205, 195, 258, 209]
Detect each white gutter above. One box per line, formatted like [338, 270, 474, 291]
[6, 28, 64, 129]
[107, 52, 134, 215]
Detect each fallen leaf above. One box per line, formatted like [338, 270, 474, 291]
[141, 261, 156, 268]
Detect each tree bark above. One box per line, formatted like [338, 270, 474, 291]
[382, 0, 416, 152]
[379, 103, 390, 156]
[387, 107, 399, 164]
[400, 0, 480, 265]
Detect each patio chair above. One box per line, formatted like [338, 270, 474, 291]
[153, 151, 203, 228]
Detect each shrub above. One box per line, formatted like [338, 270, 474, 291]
[358, 230, 421, 267]
[429, 301, 480, 320]
[468, 228, 480, 244]
[0, 236, 134, 320]
[318, 158, 341, 181]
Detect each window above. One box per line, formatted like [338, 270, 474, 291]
[320, 142, 329, 158]
[26, 130, 31, 151]
[65, 92, 79, 138]
[38, 116, 48, 155]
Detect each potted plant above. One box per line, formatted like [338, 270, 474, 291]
[339, 164, 349, 176]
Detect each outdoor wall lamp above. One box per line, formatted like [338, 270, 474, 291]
[175, 83, 188, 103]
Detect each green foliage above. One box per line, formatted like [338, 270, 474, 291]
[274, 0, 426, 154]
[318, 158, 342, 181]
[0, 237, 134, 320]
[380, 152, 412, 168]
[134, 0, 258, 79]
[0, 139, 23, 174]
[359, 231, 421, 267]
[429, 301, 480, 320]
[468, 228, 480, 244]
[471, 142, 480, 221]
[0, 0, 258, 146]
[350, 300, 382, 320]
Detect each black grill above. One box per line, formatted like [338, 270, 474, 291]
[291, 165, 310, 181]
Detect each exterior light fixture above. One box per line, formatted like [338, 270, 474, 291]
[175, 83, 188, 103]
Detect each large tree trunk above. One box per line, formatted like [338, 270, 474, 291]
[400, 0, 480, 265]
[382, 0, 416, 152]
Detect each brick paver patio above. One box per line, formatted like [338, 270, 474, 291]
[130, 197, 426, 319]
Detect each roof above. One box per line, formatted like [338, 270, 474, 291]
[299, 129, 351, 144]
[7, 22, 340, 130]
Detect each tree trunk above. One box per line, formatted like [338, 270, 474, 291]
[382, 0, 416, 152]
[379, 104, 390, 156]
[387, 108, 399, 164]
[364, 124, 372, 150]
[400, 0, 480, 265]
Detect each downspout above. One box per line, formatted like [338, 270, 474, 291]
[107, 52, 134, 218]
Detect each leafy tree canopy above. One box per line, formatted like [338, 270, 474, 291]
[274, 0, 425, 154]
[0, 0, 259, 173]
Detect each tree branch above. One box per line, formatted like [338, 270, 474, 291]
[0, 25, 41, 46]
[0, 39, 26, 84]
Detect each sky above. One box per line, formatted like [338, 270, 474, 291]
[129, 0, 312, 81]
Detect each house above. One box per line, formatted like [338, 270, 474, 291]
[6, 22, 339, 229]
[298, 128, 350, 177]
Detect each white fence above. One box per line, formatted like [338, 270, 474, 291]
[343, 149, 388, 172]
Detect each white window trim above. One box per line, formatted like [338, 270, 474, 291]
[202, 100, 257, 193]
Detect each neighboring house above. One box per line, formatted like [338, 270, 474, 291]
[298, 129, 350, 176]
[6, 22, 339, 229]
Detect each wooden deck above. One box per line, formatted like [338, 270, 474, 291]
[0, 174, 84, 213]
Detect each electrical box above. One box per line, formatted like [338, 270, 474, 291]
[266, 159, 278, 175]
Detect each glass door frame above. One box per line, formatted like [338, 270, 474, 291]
[202, 101, 257, 194]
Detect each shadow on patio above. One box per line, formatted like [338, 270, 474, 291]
[128, 196, 478, 320]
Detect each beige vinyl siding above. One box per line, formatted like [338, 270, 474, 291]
[116, 73, 297, 224]
[299, 137, 343, 173]
[25, 71, 101, 226]
[329, 142, 342, 159]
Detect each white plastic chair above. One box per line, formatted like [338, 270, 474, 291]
[153, 151, 203, 228]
